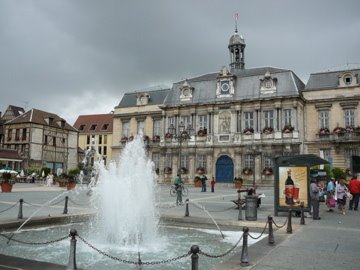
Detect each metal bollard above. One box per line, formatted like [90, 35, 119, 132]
[238, 190, 243, 220]
[63, 196, 69, 214]
[286, 210, 292, 234]
[17, 198, 24, 219]
[300, 202, 305, 225]
[185, 198, 189, 217]
[268, 215, 275, 245]
[190, 245, 199, 270]
[240, 226, 249, 266]
[67, 229, 77, 270]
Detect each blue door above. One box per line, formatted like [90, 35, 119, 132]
[216, 155, 234, 183]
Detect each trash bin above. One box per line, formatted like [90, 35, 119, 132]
[245, 195, 258, 221]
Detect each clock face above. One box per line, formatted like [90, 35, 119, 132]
[183, 88, 190, 96]
[221, 81, 230, 93]
[140, 96, 147, 104]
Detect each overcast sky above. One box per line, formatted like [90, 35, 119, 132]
[1, 0, 359, 124]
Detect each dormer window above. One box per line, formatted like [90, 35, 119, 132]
[344, 75, 352, 85]
[101, 124, 109, 130]
[180, 80, 193, 101]
[260, 71, 277, 94]
[136, 93, 150, 105]
[338, 71, 358, 87]
[79, 124, 85, 131]
[90, 124, 97, 130]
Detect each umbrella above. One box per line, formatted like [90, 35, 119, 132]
[0, 169, 18, 174]
[42, 170, 45, 177]
[20, 169, 25, 177]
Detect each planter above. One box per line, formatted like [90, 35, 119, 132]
[1, 182, 13, 192]
[67, 182, 76, 190]
[58, 182, 67, 187]
[194, 181, 202, 187]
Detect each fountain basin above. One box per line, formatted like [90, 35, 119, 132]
[0, 222, 266, 270]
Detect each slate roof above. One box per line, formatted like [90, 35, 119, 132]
[163, 67, 305, 106]
[116, 88, 171, 108]
[73, 114, 113, 133]
[304, 68, 360, 91]
[7, 109, 77, 132]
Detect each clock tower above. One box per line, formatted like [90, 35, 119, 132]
[228, 14, 246, 71]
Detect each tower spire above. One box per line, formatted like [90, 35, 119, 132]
[235, 13, 238, 33]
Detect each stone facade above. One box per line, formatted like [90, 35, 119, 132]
[303, 69, 360, 171]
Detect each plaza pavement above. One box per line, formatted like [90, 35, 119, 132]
[0, 183, 359, 269]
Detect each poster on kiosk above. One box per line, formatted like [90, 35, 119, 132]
[276, 166, 310, 213]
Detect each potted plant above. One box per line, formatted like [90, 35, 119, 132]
[333, 127, 345, 134]
[243, 127, 254, 135]
[233, 177, 243, 189]
[263, 167, 273, 176]
[152, 135, 160, 142]
[1, 172, 15, 192]
[194, 176, 202, 187]
[242, 167, 252, 175]
[165, 133, 173, 139]
[319, 128, 330, 135]
[282, 125, 294, 133]
[67, 167, 80, 190]
[164, 167, 172, 174]
[197, 128, 207, 137]
[262, 127, 274, 134]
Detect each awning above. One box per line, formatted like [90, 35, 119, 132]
[274, 154, 329, 167]
[0, 149, 23, 162]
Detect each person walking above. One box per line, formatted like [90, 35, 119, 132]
[326, 178, 336, 212]
[336, 179, 348, 215]
[174, 174, 184, 205]
[348, 175, 360, 211]
[211, 176, 215, 192]
[200, 174, 207, 192]
[310, 178, 321, 220]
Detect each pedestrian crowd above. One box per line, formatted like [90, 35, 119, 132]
[311, 174, 360, 219]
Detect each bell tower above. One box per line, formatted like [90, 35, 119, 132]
[228, 13, 246, 70]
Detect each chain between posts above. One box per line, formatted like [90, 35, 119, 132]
[199, 234, 244, 258]
[67, 198, 88, 207]
[0, 233, 69, 245]
[0, 201, 19, 214]
[248, 221, 268, 240]
[77, 234, 191, 266]
[272, 217, 288, 229]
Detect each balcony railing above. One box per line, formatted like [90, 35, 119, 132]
[317, 131, 360, 141]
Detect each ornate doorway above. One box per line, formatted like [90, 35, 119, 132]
[215, 155, 234, 183]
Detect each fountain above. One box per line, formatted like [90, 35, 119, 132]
[90, 134, 159, 247]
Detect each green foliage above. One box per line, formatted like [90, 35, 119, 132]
[234, 177, 243, 183]
[332, 167, 346, 180]
[0, 172, 15, 184]
[41, 167, 51, 176]
[68, 167, 80, 182]
[194, 176, 201, 182]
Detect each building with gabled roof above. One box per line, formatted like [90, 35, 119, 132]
[73, 113, 113, 166]
[0, 105, 25, 147]
[3, 108, 78, 174]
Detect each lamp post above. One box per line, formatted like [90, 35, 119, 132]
[168, 121, 193, 177]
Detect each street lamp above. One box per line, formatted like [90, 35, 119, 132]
[168, 121, 194, 176]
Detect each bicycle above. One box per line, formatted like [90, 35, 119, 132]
[170, 184, 189, 197]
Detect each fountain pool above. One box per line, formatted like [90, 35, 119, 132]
[0, 222, 266, 269]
